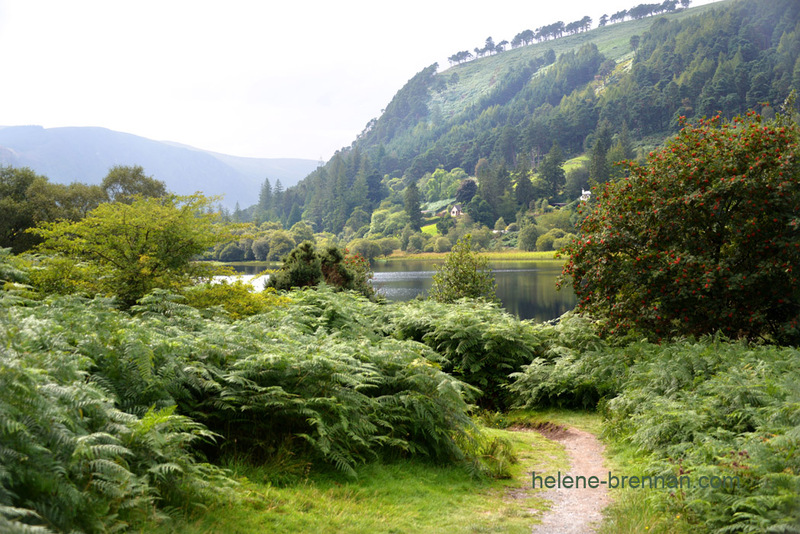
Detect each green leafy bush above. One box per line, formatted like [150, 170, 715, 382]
[29, 194, 223, 307]
[429, 235, 496, 303]
[182, 279, 289, 319]
[562, 108, 800, 342]
[0, 294, 233, 533]
[267, 242, 375, 299]
[536, 228, 566, 251]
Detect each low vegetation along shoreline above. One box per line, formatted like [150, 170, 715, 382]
[382, 250, 561, 262]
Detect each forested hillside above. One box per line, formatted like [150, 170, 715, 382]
[261, 0, 800, 239]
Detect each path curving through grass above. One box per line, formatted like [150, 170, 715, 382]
[529, 425, 610, 534]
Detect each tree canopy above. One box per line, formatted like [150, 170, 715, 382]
[101, 165, 167, 203]
[561, 105, 800, 342]
[31, 194, 221, 307]
[430, 235, 496, 303]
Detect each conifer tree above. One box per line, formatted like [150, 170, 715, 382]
[404, 181, 423, 231]
[514, 171, 536, 208]
[258, 178, 272, 211]
[538, 143, 566, 200]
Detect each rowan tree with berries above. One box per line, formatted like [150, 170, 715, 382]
[560, 98, 800, 342]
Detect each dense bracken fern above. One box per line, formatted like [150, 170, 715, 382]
[0, 278, 498, 531]
[510, 334, 800, 532]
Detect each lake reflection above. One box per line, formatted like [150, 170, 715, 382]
[372, 260, 575, 322]
[224, 259, 576, 322]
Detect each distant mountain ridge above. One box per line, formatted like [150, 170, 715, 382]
[0, 125, 318, 207]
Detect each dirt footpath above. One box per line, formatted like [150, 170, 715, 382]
[529, 426, 611, 533]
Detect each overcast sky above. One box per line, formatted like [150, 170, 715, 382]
[0, 0, 722, 161]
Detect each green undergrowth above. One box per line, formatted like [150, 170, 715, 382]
[141, 424, 569, 534]
[510, 335, 800, 533]
[0, 266, 572, 532]
[5, 243, 800, 532]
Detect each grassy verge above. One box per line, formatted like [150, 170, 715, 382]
[501, 410, 693, 533]
[141, 424, 573, 534]
[501, 408, 603, 435]
[597, 440, 695, 534]
[384, 250, 561, 262]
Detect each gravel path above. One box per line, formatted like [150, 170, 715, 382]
[529, 426, 611, 534]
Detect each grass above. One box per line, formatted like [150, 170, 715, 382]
[421, 223, 439, 236]
[140, 423, 574, 534]
[596, 438, 695, 534]
[563, 155, 589, 174]
[384, 250, 561, 262]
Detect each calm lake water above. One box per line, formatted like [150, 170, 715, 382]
[227, 259, 576, 322]
[372, 260, 575, 322]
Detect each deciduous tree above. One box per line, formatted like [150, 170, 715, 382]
[101, 165, 167, 203]
[430, 235, 496, 303]
[561, 106, 800, 341]
[31, 194, 221, 306]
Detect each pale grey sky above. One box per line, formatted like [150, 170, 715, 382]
[0, 0, 722, 160]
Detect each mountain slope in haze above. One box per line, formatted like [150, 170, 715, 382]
[0, 126, 318, 207]
[280, 0, 800, 234]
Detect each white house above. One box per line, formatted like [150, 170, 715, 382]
[450, 204, 463, 217]
[580, 189, 591, 202]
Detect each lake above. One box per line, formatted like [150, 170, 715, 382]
[372, 259, 575, 322]
[226, 259, 576, 322]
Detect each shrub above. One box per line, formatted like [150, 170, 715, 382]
[390, 298, 537, 409]
[267, 242, 375, 299]
[347, 238, 382, 261]
[552, 233, 577, 251]
[30, 195, 222, 307]
[218, 241, 245, 262]
[562, 108, 800, 341]
[251, 236, 270, 261]
[430, 235, 496, 304]
[518, 224, 541, 251]
[407, 234, 425, 253]
[266, 241, 322, 290]
[0, 295, 233, 532]
[536, 228, 566, 251]
[434, 237, 452, 253]
[267, 230, 295, 260]
[377, 237, 401, 257]
[183, 280, 288, 319]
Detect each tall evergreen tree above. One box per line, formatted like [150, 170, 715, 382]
[258, 178, 272, 211]
[515, 170, 536, 209]
[538, 143, 566, 200]
[404, 181, 423, 231]
[455, 179, 478, 205]
[273, 179, 284, 218]
[589, 121, 613, 184]
[365, 171, 385, 208]
[479, 164, 510, 214]
[286, 203, 302, 228]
